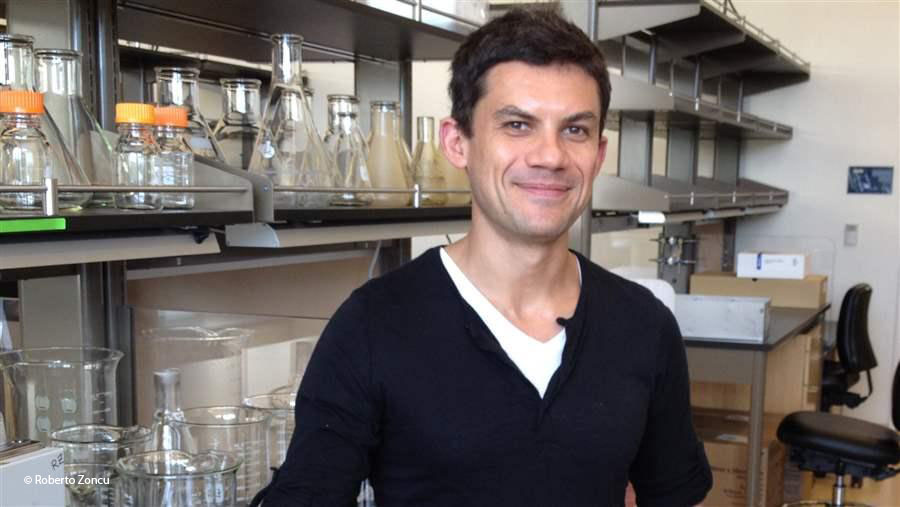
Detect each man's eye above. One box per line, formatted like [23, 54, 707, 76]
[566, 126, 588, 136]
[505, 121, 528, 131]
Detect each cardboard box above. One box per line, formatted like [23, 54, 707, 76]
[690, 271, 827, 309]
[692, 409, 786, 507]
[737, 252, 810, 280]
[675, 294, 770, 342]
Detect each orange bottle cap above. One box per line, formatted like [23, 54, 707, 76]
[153, 106, 189, 128]
[116, 103, 155, 125]
[0, 90, 44, 114]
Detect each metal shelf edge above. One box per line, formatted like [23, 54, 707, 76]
[226, 220, 471, 248]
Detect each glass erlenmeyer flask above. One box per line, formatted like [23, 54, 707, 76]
[150, 368, 185, 452]
[412, 116, 447, 206]
[0, 34, 34, 90]
[213, 78, 261, 169]
[324, 94, 372, 207]
[0, 347, 122, 444]
[0, 90, 92, 211]
[249, 34, 334, 208]
[35, 49, 116, 208]
[368, 101, 410, 207]
[395, 105, 414, 187]
[438, 142, 471, 206]
[153, 67, 224, 162]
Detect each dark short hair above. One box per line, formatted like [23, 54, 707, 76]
[449, 7, 612, 138]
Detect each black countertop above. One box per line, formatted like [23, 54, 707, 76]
[683, 304, 831, 351]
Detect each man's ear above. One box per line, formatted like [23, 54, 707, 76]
[440, 117, 468, 170]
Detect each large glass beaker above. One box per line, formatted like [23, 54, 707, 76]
[50, 424, 153, 507]
[171, 406, 270, 505]
[242, 393, 294, 473]
[116, 449, 241, 507]
[35, 49, 116, 208]
[0, 347, 122, 444]
[248, 34, 334, 208]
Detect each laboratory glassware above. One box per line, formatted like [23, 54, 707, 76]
[0, 34, 34, 90]
[0, 347, 122, 444]
[411, 116, 447, 206]
[116, 449, 240, 507]
[212, 78, 261, 169]
[324, 94, 371, 207]
[248, 34, 333, 208]
[367, 101, 410, 207]
[150, 368, 186, 452]
[241, 393, 294, 473]
[171, 406, 270, 505]
[50, 424, 152, 507]
[154, 106, 195, 209]
[0, 90, 92, 211]
[153, 67, 224, 161]
[35, 49, 116, 208]
[114, 102, 161, 210]
[394, 104, 414, 188]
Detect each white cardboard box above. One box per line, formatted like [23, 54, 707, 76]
[674, 294, 771, 342]
[736, 252, 810, 280]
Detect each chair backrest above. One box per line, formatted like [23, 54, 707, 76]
[893, 360, 899, 431]
[836, 283, 877, 373]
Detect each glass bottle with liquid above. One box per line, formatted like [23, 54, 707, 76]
[368, 101, 410, 207]
[114, 103, 161, 210]
[411, 116, 447, 206]
[153, 67, 224, 162]
[324, 95, 372, 207]
[35, 49, 116, 208]
[0, 90, 92, 211]
[154, 106, 194, 209]
[248, 34, 334, 208]
[212, 78, 261, 169]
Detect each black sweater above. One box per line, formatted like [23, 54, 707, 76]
[264, 247, 712, 506]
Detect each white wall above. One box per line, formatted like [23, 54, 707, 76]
[733, 0, 900, 425]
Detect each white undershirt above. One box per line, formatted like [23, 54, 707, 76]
[440, 248, 580, 398]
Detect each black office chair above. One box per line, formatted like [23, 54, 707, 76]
[821, 284, 877, 412]
[777, 361, 900, 506]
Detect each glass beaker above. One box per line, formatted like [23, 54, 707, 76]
[137, 327, 249, 425]
[154, 67, 224, 162]
[35, 49, 116, 208]
[242, 393, 294, 473]
[50, 424, 153, 507]
[116, 449, 241, 507]
[248, 34, 334, 208]
[0, 34, 34, 90]
[213, 78, 261, 169]
[411, 116, 447, 206]
[324, 94, 372, 207]
[0, 90, 93, 211]
[172, 406, 270, 505]
[368, 101, 410, 207]
[115, 102, 161, 210]
[0, 347, 122, 444]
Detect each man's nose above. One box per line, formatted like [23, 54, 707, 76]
[524, 129, 568, 170]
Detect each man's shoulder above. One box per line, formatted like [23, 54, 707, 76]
[352, 246, 447, 306]
[578, 254, 667, 313]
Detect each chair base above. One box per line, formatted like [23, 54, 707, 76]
[782, 474, 870, 507]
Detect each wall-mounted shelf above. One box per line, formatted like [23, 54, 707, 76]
[226, 219, 470, 248]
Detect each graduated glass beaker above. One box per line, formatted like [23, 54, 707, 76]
[50, 424, 153, 507]
[213, 78, 261, 169]
[35, 49, 116, 208]
[153, 67, 224, 162]
[171, 406, 270, 505]
[116, 449, 241, 507]
[0, 347, 122, 444]
[324, 94, 372, 207]
[242, 393, 294, 473]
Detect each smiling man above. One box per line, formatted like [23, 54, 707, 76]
[263, 7, 712, 507]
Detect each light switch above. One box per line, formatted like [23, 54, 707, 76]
[844, 224, 859, 247]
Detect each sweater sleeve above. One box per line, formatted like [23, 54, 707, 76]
[263, 288, 380, 506]
[628, 300, 713, 507]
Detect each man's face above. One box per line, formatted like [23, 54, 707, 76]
[443, 61, 607, 244]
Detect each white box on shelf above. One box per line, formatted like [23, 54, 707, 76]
[674, 294, 771, 342]
[736, 252, 810, 280]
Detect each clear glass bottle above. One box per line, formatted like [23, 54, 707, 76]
[249, 34, 334, 208]
[412, 116, 447, 206]
[150, 368, 185, 451]
[0, 90, 91, 211]
[0, 34, 34, 90]
[367, 101, 410, 207]
[114, 103, 161, 210]
[212, 78, 261, 169]
[154, 106, 194, 209]
[36, 49, 116, 208]
[153, 67, 224, 162]
[324, 95, 372, 207]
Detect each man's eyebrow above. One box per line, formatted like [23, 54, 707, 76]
[564, 111, 598, 123]
[493, 106, 538, 121]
